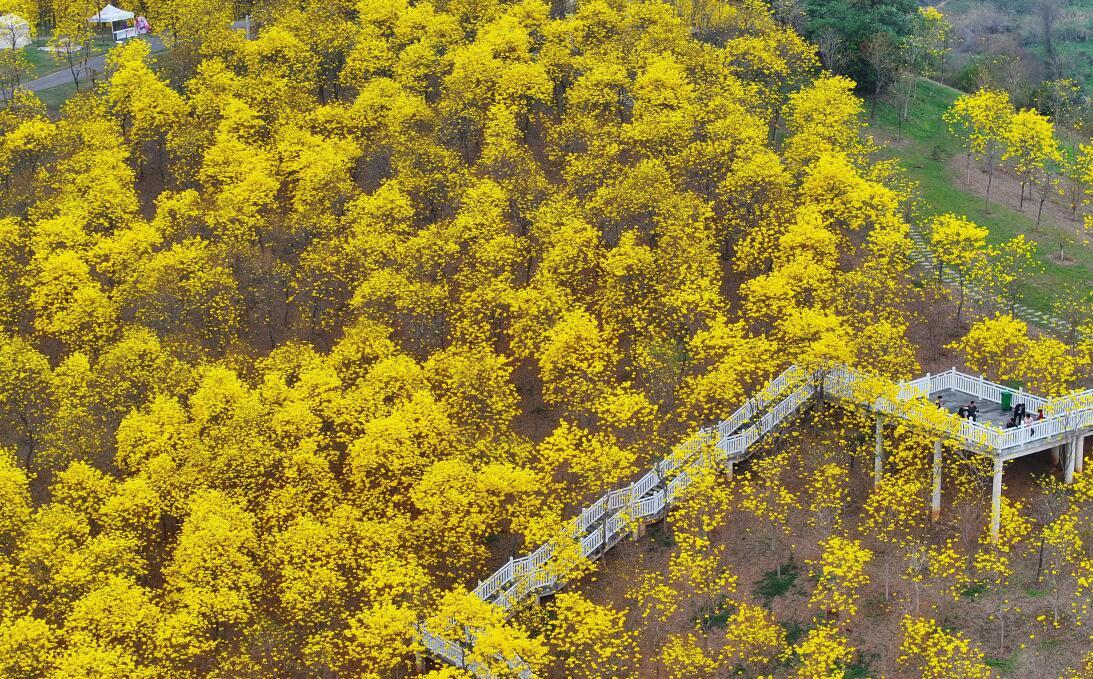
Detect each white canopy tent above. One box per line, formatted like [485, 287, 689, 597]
[0, 14, 31, 50]
[88, 4, 134, 24]
[89, 4, 139, 40]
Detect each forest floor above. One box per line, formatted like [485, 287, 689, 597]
[867, 78, 1092, 317]
[496, 285, 1090, 678]
[545, 409, 1092, 678]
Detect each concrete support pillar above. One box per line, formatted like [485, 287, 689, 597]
[874, 413, 884, 488]
[1064, 437, 1076, 485]
[1051, 445, 1061, 466]
[632, 520, 646, 541]
[725, 460, 734, 482]
[1077, 435, 1085, 474]
[415, 652, 426, 674]
[931, 440, 942, 521]
[990, 456, 1004, 543]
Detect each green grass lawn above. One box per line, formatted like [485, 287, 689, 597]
[35, 81, 80, 111]
[867, 78, 1093, 316]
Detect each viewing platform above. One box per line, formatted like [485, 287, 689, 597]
[827, 366, 1091, 543]
[829, 367, 1092, 462]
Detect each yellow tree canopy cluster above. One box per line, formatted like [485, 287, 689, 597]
[946, 87, 1092, 227]
[0, 0, 1087, 676]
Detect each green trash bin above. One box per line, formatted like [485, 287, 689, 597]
[1000, 390, 1013, 412]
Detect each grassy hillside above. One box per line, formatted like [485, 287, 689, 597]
[934, 0, 1093, 97]
[868, 78, 1092, 316]
[36, 82, 80, 111]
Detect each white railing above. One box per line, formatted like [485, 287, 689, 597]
[113, 26, 139, 40]
[937, 368, 1052, 414]
[419, 626, 535, 679]
[829, 366, 1093, 452]
[898, 374, 932, 400]
[421, 627, 464, 666]
[1043, 390, 1093, 418]
[422, 364, 1093, 676]
[830, 366, 1009, 449]
[425, 365, 813, 676]
[469, 364, 809, 607]
[928, 371, 949, 393]
[995, 408, 1093, 450]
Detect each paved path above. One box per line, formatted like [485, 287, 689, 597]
[933, 388, 1011, 427]
[23, 20, 249, 93]
[907, 224, 1079, 338]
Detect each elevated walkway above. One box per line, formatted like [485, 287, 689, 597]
[420, 364, 1092, 676]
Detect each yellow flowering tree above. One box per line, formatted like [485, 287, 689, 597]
[719, 601, 786, 671]
[974, 497, 1032, 653]
[948, 315, 1079, 396]
[1002, 108, 1060, 221]
[971, 235, 1041, 315]
[903, 538, 968, 612]
[739, 451, 799, 575]
[861, 468, 926, 600]
[661, 632, 717, 678]
[927, 213, 989, 320]
[790, 623, 854, 679]
[898, 615, 993, 679]
[808, 534, 874, 621]
[944, 89, 1014, 207]
[546, 592, 637, 678]
[427, 589, 547, 678]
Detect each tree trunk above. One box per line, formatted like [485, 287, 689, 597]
[1035, 181, 1049, 227]
[1035, 536, 1044, 581]
[957, 275, 966, 320]
[883, 554, 891, 601]
[985, 155, 995, 209]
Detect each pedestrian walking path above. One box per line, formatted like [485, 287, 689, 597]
[907, 225, 1077, 337]
[420, 363, 1092, 676]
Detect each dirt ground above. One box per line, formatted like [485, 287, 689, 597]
[948, 156, 1087, 241]
[537, 413, 1092, 678]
